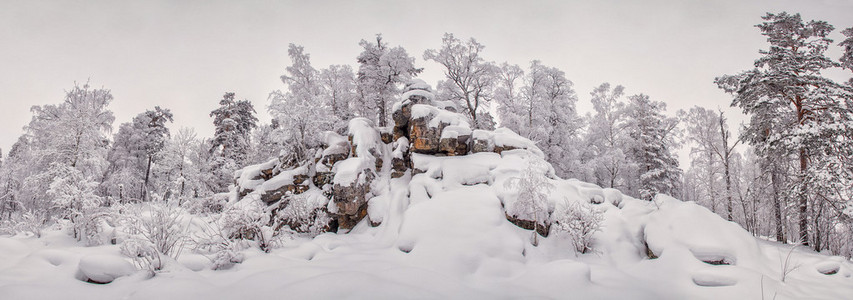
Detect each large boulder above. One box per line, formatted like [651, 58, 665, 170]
[331, 157, 376, 229]
[408, 104, 470, 155]
[254, 166, 311, 205]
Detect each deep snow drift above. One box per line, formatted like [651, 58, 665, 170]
[1, 152, 852, 299]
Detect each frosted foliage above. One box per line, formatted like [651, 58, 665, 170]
[424, 33, 497, 129]
[121, 204, 187, 271]
[356, 34, 421, 127]
[553, 200, 603, 254]
[26, 83, 114, 179]
[497, 61, 582, 179]
[269, 44, 336, 162]
[275, 192, 331, 235]
[504, 158, 553, 228]
[583, 83, 633, 190]
[45, 162, 106, 244]
[625, 94, 681, 201]
[220, 198, 270, 241]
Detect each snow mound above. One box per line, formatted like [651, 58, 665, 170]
[76, 254, 136, 284]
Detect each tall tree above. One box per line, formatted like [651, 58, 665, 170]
[840, 27, 853, 86]
[27, 82, 114, 179]
[494, 62, 525, 131]
[585, 83, 631, 190]
[424, 33, 497, 129]
[103, 107, 173, 202]
[625, 94, 681, 201]
[319, 64, 358, 124]
[356, 34, 422, 127]
[210, 92, 257, 192]
[716, 12, 853, 247]
[269, 44, 335, 162]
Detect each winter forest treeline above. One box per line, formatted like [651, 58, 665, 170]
[1, 12, 853, 256]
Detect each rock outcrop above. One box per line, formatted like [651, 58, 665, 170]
[230, 79, 546, 235]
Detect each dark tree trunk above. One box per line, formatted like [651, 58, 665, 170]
[770, 163, 785, 243]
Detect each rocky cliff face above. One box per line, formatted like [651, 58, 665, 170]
[230, 79, 546, 234]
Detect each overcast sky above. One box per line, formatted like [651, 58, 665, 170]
[1, 0, 852, 167]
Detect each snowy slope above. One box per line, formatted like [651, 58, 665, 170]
[1, 147, 852, 299]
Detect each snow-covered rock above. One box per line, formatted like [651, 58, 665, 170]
[75, 254, 136, 284]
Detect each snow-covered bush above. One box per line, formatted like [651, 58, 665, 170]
[120, 204, 188, 271]
[504, 158, 554, 245]
[273, 191, 332, 235]
[182, 193, 228, 215]
[553, 200, 604, 254]
[219, 197, 284, 252]
[45, 163, 109, 244]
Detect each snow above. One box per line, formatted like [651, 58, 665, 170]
[76, 254, 137, 283]
[321, 131, 349, 156]
[251, 165, 308, 195]
[410, 104, 470, 128]
[2, 146, 853, 299]
[236, 158, 278, 190]
[347, 117, 381, 159]
[332, 157, 372, 186]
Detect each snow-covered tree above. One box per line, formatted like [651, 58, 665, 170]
[27, 82, 114, 179]
[103, 107, 173, 202]
[625, 94, 681, 201]
[840, 27, 853, 86]
[505, 158, 554, 245]
[498, 61, 582, 179]
[247, 122, 281, 165]
[424, 33, 497, 129]
[494, 62, 525, 131]
[319, 64, 358, 124]
[156, 128, 208, 204]
[45, 162, 105, 244]
[210, 92, 257, 192]
[716, 12, 853, 248]
[356, 34, 422, 127]
[269, 44, 335, 162]
[584, 83, 632, 189]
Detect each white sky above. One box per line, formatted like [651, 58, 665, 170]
[1, 0, 852, 168]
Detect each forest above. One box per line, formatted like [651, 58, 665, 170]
[1, 11, 853, 298]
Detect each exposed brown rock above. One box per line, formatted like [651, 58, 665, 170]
[332, 168, 375, 230]
[505, 213, 550, 237]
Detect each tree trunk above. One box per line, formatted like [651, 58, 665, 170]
[792, 96, 810, 247]
[770, 163, 785, 243]
[143, 155, 152, 202]
[720, 115, 733, 221]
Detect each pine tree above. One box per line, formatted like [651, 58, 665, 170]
[840, 27, 853, 86]
[625, 94, 681, 201]
[210, 92, 257, 192]
[716, 12, 853, 247]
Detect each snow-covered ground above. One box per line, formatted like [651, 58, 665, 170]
[1, 151, 852, 299]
